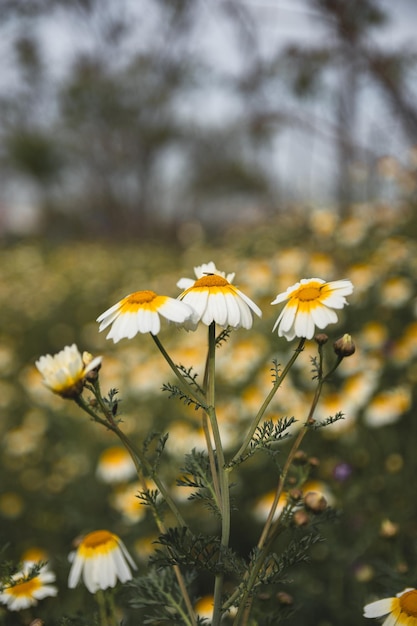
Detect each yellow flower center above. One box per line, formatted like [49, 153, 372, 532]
[295, 284, 322, 301]
[400, 590, 417, 617]
[101, 447, 129, 465]
[126, 290, 157, 304]
[7, 577, 41, 598]
[194, 275, 229, 288]
[82, 530, 115, 549]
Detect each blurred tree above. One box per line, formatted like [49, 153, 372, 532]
[0, 0, 416, 238]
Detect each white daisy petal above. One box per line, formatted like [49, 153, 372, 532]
[364, 598, 393, 617]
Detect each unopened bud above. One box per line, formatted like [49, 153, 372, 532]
[315, 333, 329, 345]
[304, 491, 327, 513]
[293, 450, 308, 465]
[288, 489, 303, 503]
[333, 333, 355, 357]
[293, 509, 309, 526]
[308, 456, 320, 468]
[277, 591, 293, 605]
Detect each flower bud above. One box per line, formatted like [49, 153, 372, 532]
[277, 591, 293, 605]
[293, 509, 309, 526]
[293, 450, 308, 465]
[304, 491, 327, 513]
[288, 489, 303, 503]
[315, 333, 329, 345]
[333, 333, 355, 357]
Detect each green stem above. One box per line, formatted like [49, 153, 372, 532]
[152, 333, 208, 409]
[204, 323, 230, 626]
[231, 349, 343, 625]
[75, 390, 198, 626]
[229, 338, 305, 468]
[95, 589, 110, 626]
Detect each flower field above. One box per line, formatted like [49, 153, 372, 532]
[1, 203, 417, 625]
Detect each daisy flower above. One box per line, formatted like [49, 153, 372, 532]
[364, 587, 417, 625]
[0, 563, 57, 611]
[97, 290, 196, 343]
[36, 344, 102, 398]
[271, 278, 354, 341]
[68, 529, 136, 593]
[177, 263, 261, 330]
[96, 446, 137, 484]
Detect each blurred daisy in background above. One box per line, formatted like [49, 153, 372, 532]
[178, 262, 261, 330]
[97, 290, 196, 342]
[271, 278, 354, 341]
[68, 529, 136, 593]
[36, 344, 102, 398]
[96, 446, 137, 484]
[364, 587, 417, 625]
[0, 563, 57, 611]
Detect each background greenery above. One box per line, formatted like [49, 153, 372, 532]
[1, 201, 417, 624]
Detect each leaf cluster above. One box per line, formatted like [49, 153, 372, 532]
[128, 567, 207, 625]
[254, 532, 323, 589]
[177, 449, 219, 515]
[151, 527, 246, 576]
[162, 382, 205, 410]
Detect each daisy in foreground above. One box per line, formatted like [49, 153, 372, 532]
[36, 344, 102, 398]
[177, 261, 262, 329]
[0, 563, 57, 611]
[271, 278, 354, 341]
[68, 530, 136, 593]
[97, 290, 196, 342]
[364, 587, 417, 625]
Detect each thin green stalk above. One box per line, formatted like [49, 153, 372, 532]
[231, 351, 345, 625]
[229, 338, 305, 468]
[96, 589, 110, 626]
[205, 323, 230, 626]
[75, 391, 198, 626]
[152, 333, 208, 409]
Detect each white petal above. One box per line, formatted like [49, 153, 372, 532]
[68, 555, 83, 589]
[294, 309, 315, 339]
[310, 305, 338, 329]
[158, 298, 195, 323]
[363, 598, 393, 617]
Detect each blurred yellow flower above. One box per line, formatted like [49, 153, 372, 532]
[0, 563, 57, 611]
[96, 446, 137, 484]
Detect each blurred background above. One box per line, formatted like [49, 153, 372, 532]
[1, 1, 417, 625]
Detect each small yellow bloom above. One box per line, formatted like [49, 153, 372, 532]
[364, 587, 417, 625]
